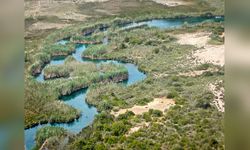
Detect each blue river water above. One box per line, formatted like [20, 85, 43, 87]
[25, 16, 223, 150]
[121, 16, 223, 30]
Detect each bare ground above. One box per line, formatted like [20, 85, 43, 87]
[176, 32, 225, 66]
[112, 97, 175, 117]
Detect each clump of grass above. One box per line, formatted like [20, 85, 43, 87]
[45, 62, 128, 96]
[167, 91, 178, 99]
[35, 126, 67, 148]
[43, 43, 75, 57]
[25, 80, 80, 128]
[82, 44, 108, 59]
[195, 63, 212, 70]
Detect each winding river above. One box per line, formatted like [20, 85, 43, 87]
[25, 16, 224, 150]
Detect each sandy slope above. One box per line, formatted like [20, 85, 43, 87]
[176, 32, 225, 66]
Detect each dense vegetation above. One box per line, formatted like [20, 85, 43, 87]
[71, 21, 224, 149]
[25, 0, 225, 149]
[34, 21, 224, 149]
[69, 107, 223, 149]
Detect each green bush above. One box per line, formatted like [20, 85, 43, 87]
[167, 91, 178, 98]
[111, 121, 129, 136]
[143, 112, 152, 122]
[196, 63, 211, 70]
[117, 111, 135, 120]
[149, 109, 163, 117]
[195, 92, 214, 109]
[43, 43, 75, 56]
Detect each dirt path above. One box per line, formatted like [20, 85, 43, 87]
[176, 32, 225, 66]
[209, 80, 225, 112]
[112, 97, 175, 117]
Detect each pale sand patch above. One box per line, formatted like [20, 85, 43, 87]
[194, 44, 225, 66]
[175, 32, 210, 48]
[152, 0, 192, 7]
[153, 73, 169, 78]
[209, 80, 224, 112]
[112, 97, 175, 117]
[176, 32, 225, 66]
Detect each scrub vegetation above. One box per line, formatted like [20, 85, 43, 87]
[33, 21, 224, 148]
[25, 0, 224, 149]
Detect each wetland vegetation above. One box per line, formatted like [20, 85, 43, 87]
[25, 0, 225, 149]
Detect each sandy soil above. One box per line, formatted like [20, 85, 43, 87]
[194, 45, 225, 66]
[176, 32, 225, 66]
[209, 80, 224, 112]
[176, 32, 210, 48]
[112, 97, 175, 117]
[152, 0, 192, 6]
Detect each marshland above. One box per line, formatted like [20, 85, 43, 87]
[25, 0, 225, 149]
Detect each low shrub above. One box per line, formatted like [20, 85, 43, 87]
[167, 91, 178, 98]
